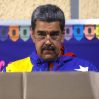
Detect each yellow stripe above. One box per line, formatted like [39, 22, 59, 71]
[6, 57, 33, 72]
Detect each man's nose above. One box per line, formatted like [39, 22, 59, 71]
[45, 34, 52, 44]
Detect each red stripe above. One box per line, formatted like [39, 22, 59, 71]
[49, 63, 53, 71]
[64, 52, 76, 57]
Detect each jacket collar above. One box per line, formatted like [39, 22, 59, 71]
[30, 50, 75, 65]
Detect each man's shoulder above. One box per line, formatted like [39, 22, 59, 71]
[73, 57, 97, 71]
[62, 52, 97, 71]
[5, 57, 33, 72]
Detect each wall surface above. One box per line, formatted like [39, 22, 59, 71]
[0, 0, 99, 20]
[79, 0, 99, 19]
[0, 0, 71, 20]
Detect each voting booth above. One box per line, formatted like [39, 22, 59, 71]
[0, 72, 99, 99]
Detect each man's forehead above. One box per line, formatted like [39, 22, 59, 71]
[35, 20, 61, 30]
[35, 20, 60, 27]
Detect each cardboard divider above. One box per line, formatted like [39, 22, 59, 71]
[26, 72, 94, 99]
[0, 72, 99, 99]
[0, 73, 23, 99]
[89, 72, 99, 99]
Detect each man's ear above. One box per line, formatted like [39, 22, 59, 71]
[30, 27, 35, 43]
[61, 31, 65, 43]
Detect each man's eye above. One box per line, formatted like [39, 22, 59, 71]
[50, 31, 60, 36]
[37, 31, 46, 36]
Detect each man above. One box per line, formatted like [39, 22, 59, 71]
[4, 4, 97, 72]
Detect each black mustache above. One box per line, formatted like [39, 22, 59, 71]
[42, 45, 55, 51]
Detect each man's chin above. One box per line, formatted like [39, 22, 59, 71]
[41, 50, 59, 61]
[42, 55, 56, 61]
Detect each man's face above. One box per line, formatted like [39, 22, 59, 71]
[31, 20, 64, 61]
